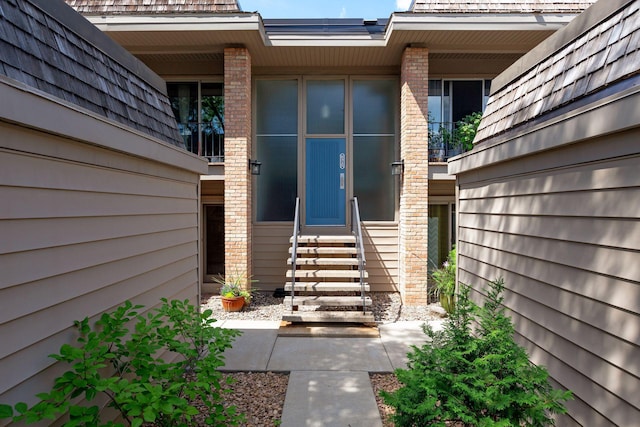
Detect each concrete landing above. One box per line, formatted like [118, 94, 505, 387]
[218, 319, 443, 425]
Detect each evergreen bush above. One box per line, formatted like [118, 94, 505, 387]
[382, 279, 572, 426]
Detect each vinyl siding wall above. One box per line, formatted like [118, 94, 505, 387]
[0, 81, 206, 420]
[252, 223, 399, 291]
[455, 117, 640, 424]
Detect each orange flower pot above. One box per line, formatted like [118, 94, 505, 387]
[221, 296, 245, 312]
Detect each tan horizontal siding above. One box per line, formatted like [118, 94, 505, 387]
[362, 223, 398, 292]
[456, 128, 640, 426]
[0, 116, 201, 416]
[252, 225, 292, 290]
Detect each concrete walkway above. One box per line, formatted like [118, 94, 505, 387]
[217, 319, 444, 427]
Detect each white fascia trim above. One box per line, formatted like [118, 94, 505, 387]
[85, 13, 263, 32]
[388, 13, 577, 32]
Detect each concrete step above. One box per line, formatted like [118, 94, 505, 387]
[287, 257, 359, 266]
[291, 235, 356, 245]
[285, 296, 372, 307]
[286, 269, 367, 279]
[290, 247, 357, 255]
[284, 282, 370, 292]
[282, 311, 376, 323]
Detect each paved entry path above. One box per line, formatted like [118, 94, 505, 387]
[217, 319, 444, 427]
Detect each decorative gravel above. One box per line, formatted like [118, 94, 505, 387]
[198, 291, 447, 426]
[201, 291, 447, 323]
[221, 372, 289, 427]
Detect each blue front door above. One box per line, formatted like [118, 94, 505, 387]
[305, 138, 346, 226]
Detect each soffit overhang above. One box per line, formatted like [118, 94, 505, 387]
[84, 12, 579, 68]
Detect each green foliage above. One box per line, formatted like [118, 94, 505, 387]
[431, 247, 456, 298]
[454, 111, 483, 151]
[382, 279, 572, 426]
[0, 299, 243, 427]
[214, 271, 257, 303]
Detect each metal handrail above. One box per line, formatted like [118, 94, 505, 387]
[351, 198, 367, 313]
[290, 198, 301, 309]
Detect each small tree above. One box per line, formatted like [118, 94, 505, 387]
[0, 299, 243, 426]
[382, 279, 572, 426]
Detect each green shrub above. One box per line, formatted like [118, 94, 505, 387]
[0, 299, 243, 426]
[382, 279, 572, 426]
[454, 111, 483, 151]
[430, 247, 457, 313]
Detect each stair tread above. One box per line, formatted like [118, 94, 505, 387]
[288, 257, 359, 266]
[286, 270, 368, 278]
[291, 235, 356, 244]
[284, 282, 370, 292]
[290, 247, 358, 254]
[282, 311, 375, 323]
[285, 296, 372, 306]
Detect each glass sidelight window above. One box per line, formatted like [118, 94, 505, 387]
[255, 79, 298, 222]
[353, 79, 396, 221]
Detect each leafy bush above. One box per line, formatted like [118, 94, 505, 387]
[0, 299, 243, 426]
[382, 279, 572, 426]
[454, 112, 482, 151]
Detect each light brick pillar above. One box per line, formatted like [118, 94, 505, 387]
[224, 47, 252, 285]
[399, 46, 429, 306]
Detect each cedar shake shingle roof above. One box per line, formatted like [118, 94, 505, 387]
[474, 0, 640, 143]
[0, 0, 183, 147]
[64, 0, 240, 15]
[411, 0, 597, 13]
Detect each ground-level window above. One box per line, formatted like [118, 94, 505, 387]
[428, 203, 456, 273]
[167, 82, 224, 162]
[255, 79, 298, 222]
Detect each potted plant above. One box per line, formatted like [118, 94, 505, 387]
[214, 271, 256, 311]
[431, 247, 457, 314]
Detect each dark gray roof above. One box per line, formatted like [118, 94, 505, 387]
[262, 19, 389, 36]
[0, 0, 183, 147]
[64, 0, 240, 15]
[411, 0, 597, 13]
[475, 0, 640, 143]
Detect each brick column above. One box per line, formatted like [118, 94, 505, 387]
[399, 46, 429, 306]
[224, 47, 252, 285]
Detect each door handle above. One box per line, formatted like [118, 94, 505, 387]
[340, 173, 345, 190]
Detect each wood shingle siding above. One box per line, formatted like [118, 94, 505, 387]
[450, 0, 640, 425]
[411, 0, 597, 13]
[0, 0, 183, 148]
[476, 0, 639, 142]
[64, 0, 241, 14]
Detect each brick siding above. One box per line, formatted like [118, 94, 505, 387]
[399, 46, 430, 306]
[224, 47, 252, 284]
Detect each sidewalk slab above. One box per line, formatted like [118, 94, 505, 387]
[281, 370, 382, 427]
[267, 337, 393, 372]
[218, 320, 279, 371]
[379, 320, 445, 370]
